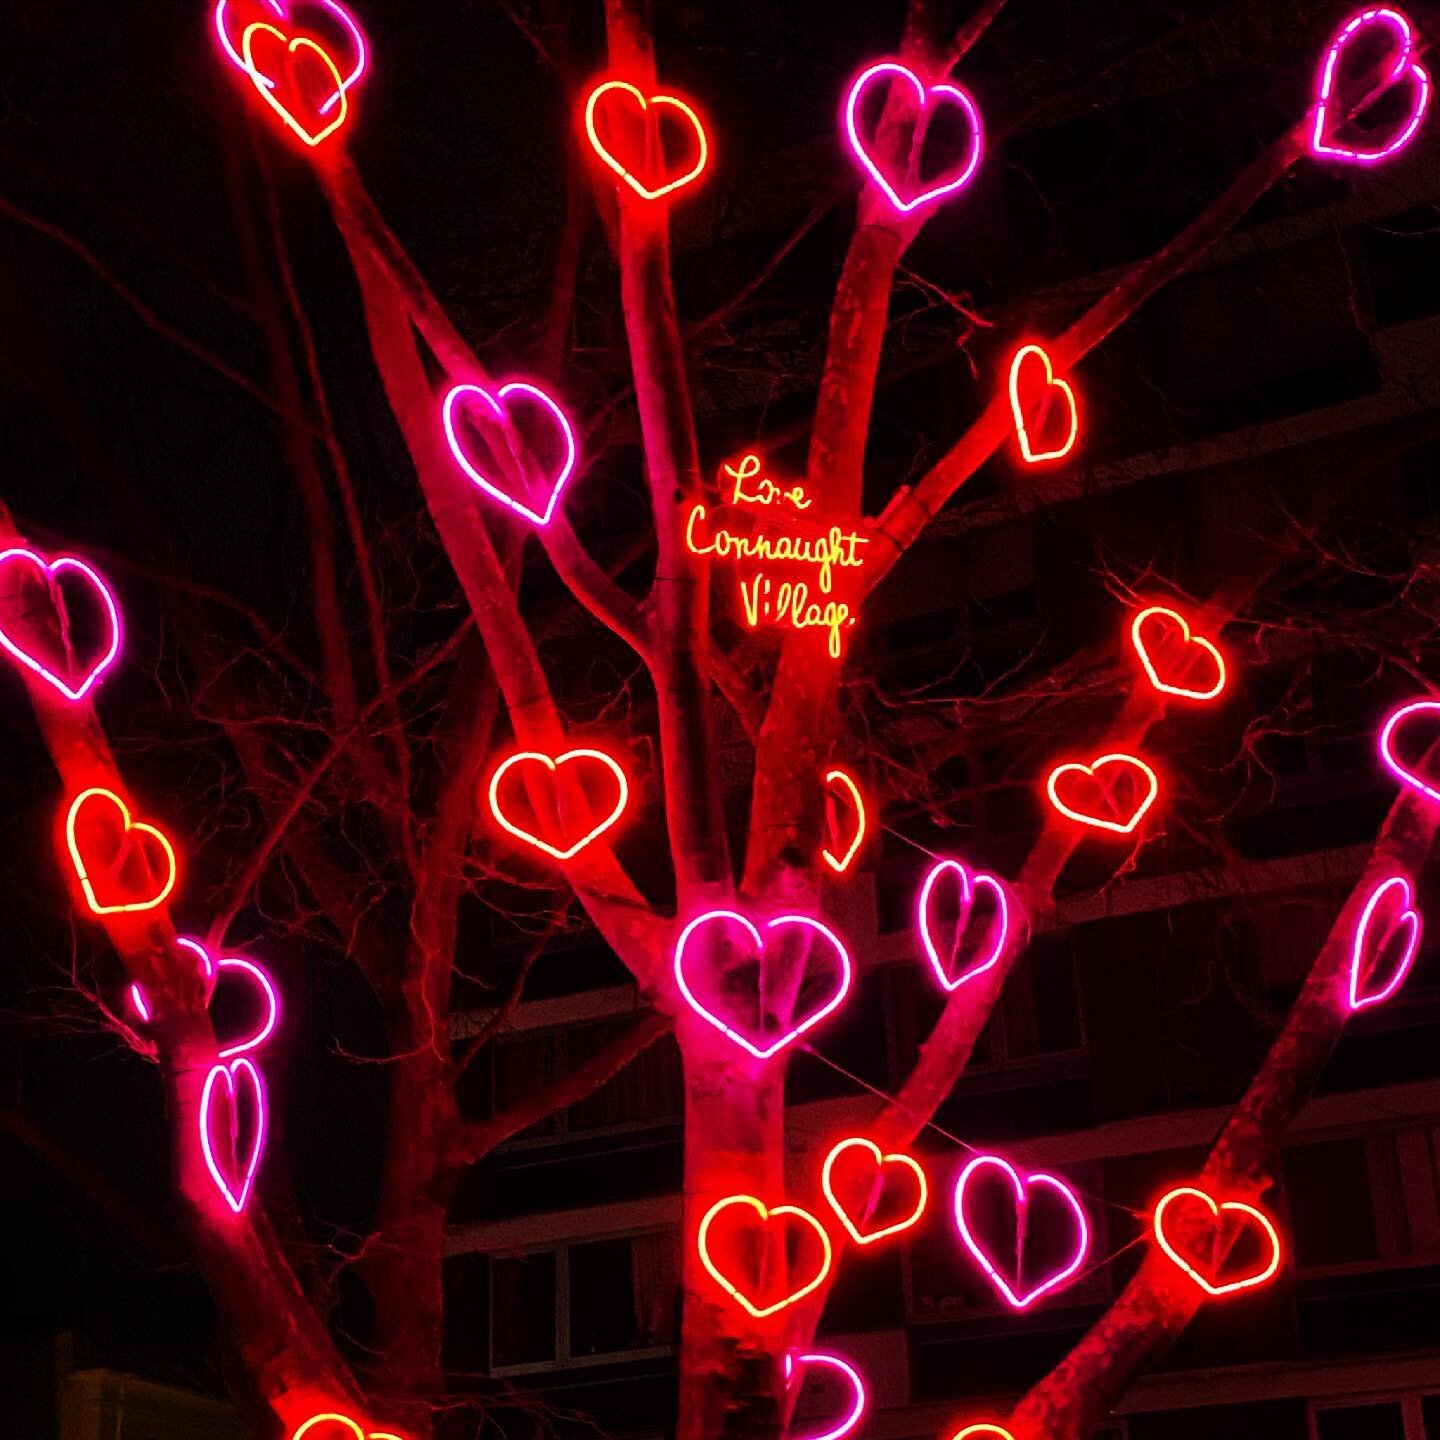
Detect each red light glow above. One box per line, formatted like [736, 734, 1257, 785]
[486, 747, 630, 862]
[1152, 1186, 1282, 1297]
[64, 787, 178, 916]
[1007, 343, 1079, 464]
[696, 1194, 833, 1319]
[821, 1136, 928, 1246]
[583, 79, 710, 201]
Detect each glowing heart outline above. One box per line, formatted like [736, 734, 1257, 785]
[696, 1194, 833, 1319]
[65, 787, 178, 916]
[843, 61, 984, 214]
[584, 80, 710, 201]
[917, 858, 1012, 993]
[441, 381, 578, 527]
[1046, 752, 1158, 835]
[821, 1136, 928, 1246]
[783, 1350, 868, 1440]
[0, 548, 122, 703]
[130, 937, 279, 1060]
[1378, 698, 1440, 805]
[215, 0, 367, 116]
[672, 910, 853, 1062]
[952, 1154, 1090, 1310]
[1347, 873, 1422, 1011]
[1151, 1186, 1282, 1297]
[240, 23, 350, 147]
[290, 1414, 404, 1440]
[199, 1057, 267, 1214]
[1130, 605, 1227, 701]
[487, 748, 629, 862]
[1007, 344, 1078, 464]
[949, 1427, 1016, 1440]
[1311, 7, 1431, 166]
[821, 767, 867, 874]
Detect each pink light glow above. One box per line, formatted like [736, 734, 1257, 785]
[672, 909, 853, 1062]
[441, 381, 578, 527]
[130, 937, 280, 1059]
[916, 858, 1012, 993]
[843, 60, 983, 214]
[199, 1057, 267, 1214]
[783, 1350, 868, 1440]
[696, 1194, 833, 1319]
[1152, 1186, 1282, 1297]
[1046, 751, 1159, 835]
[952, 1154, 1090, 1310]
[1130, 605, 1227, 702]
[583, 80, 710, 201]
[214, 0, 367, 116]
[65, 787, 178, 916]
[1378, 698, 1440, 805]
[1311, 8, 1430, 165]
[821, 1136, 928, 1245]
[1007, 344, 1079, 464]
[1347, 873, 1422, 1011]
[486, 747, 629, 861]
[0, 548, 121, 702]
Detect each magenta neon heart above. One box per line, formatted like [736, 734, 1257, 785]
[843, 60, 984, 213]
[1348, 873, 1422, 1011]
[130, 938, 279, 1060]
[1311, 8, 1430, 165]
[672, 910, 853, 1061]
[783, 1350, 868, 1440]
[441, 381, 578, 527]
[952, 1154, 1090, 1310]
[213, 0, 367, 117]
[1379, 699, 1440, 805]
[0, 548, 121, 702]
[199, 1057, 267, 1214]
[917, 859, 1012, 993]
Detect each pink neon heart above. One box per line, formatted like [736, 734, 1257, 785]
[784, 1351, 868, 1440]
[672, 910, 853, 1061]
[199, 1057, 267, 1214]
[917, 859, 1011, 993]
[952, 1155, 1090, 1310]
[1348, 874, 1422, 1010]
[1311, 7, 1430, 165]
[214, 0, 367, 117]
[843, 61, 984, 214]
[1379, 699, 1440, 804]
[0, 548, 121, 702]
[441, 381, 578, 527]
[130, 938, 279, 1060]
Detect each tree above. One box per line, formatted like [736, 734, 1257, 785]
[3, 1, 1437, 1437]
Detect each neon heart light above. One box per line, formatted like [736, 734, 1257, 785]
[215, 0, 367, 116]
[696, 1194, 832, 1319]
[1378, 699, 1440, 805]
[487, 747, 629, 862]
[917, 858, 1012, 993]
[441, 380, 578, 527]
[1131, 605, 1227, 701]
[673, 909, 853, 1061]
[65, 787, 178, 916]
[1311, 8, 1430, 165]
[584, 80, 710, 201]
[130, 937, 279, 1059]
[1152, 1186, 1282, 1296]
[950, 1427, 1016, 1440]
[291, 1415, 404, 1440]
[952, 1154, 1090, 1310]
[784, 1350, 868, 1440]
[1046, 752, 1158, 835]
[0, 548, 122, 703]
[821, 1136, 928, 1245]
[1347, 873, 1422, 1011]
[844, 61, 984, 214]
[1007, 344, 1079, 464]
[241, 23, 350, 147]
[199, 1057, 267, 1214]
[821, 767, 866, 874]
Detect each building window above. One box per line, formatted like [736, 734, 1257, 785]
[1313, 1402, 1406, 1440]
[490, 1251, 557, 1368]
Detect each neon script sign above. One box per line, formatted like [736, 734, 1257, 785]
[1152, 1186, 1282, 1296]
[696, 1194, 833, 1318]
[686, 454, 868, 658]
[0, 548, 122, 703]
[583, 80, 710, 201]
[1311, 8, 1430, 165]
[65, 787, 178, 916]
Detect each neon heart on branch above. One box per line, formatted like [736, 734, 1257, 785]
[290, 1414, 405, 1440]
[673, 909, 853, 1061]
[917, 858, 1012, 993]
[696, 1194, 833, 1318]
[1152, 1186, 1282, 1296]
[0, 548, 121, 703]
[784, 1350, 868, 1440]
[1007, 344, 1079, 464]
[1378, 698, 1440, 805]
[952, 1154, 1090, 1310]
[486, 747, 629, 861]
[949, 1427, 1016, 1440]
[821, 1136, 928, 1245]
[240, 23, 351, 147]
[130, 937, 279, 1059]
[1347, 873, 1422, 1011]
[64, 787, 178, 916]
[843, 61, 984, 213]
[1046, 752, 1158, 835]
[1311, 7, 1430, 165]
[214, 0, 367, 116]
[821, 767, 867, 874]
[441, 381, 578, 527]
[199, 1057, 267, 1214]
[1130, 605, 1227, 701]
[584, 80, 710, 201]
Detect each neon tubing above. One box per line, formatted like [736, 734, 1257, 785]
[65, 787, 178, 916]
[487, 748, 629, 861]
[1130, 605, 1227, 701]
[239, 23, 349, 147]
[821, 767, 866, 874]
[215, 0, 366, 115]
[199, 1057, 267, 1214]
[0, 548, 121, 702]
[1347, 873, 1421, 1010]
[1311, 8, 1430, 164]
[131, 937, 279, 1059]
[1007, 344, 1078, 464]
[1046, 752, 1158, 835]
[1378, 698, 1440, 805]
[783, 1350, 867, 1440]
[821, 1136, 928, 1245]
[291, 1415, 404, 1440]
[583, 80, 710, 201]
[1152, 1186, 1282, 1296]
[696, 1194, 832, 1319]
[916, 858, 1011, 992]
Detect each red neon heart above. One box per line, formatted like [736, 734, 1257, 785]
[822, 1137, 928, 1245]
[1312, 8, 1430, 164]
[241, 22, 350, 147]
[1152, 1186, 1282, 1296]
[290, 1413, 405, 1440]
[0, 549, 121, 702]
[584, 81, 709, 201]
[1130, 605, 1227, 701]
[821, 767, 866, 874]
[1007, 344, 1078, 464]
[65, 787, 178, 916]
[1046, 752, 1158, 835]
[1348, 874, 1422, 1011]
[486, 748, 629, 861]
[697, 1195, 832, 1319]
